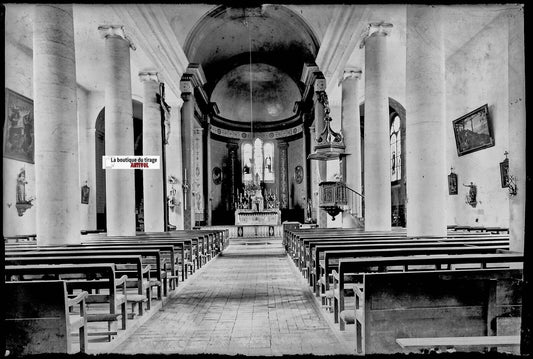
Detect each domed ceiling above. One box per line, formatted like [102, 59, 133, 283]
[183, 5, 319, 130]
[211, 63, 301, 123]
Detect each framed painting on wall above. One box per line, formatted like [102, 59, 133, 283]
[4, 89, 34, 163]
[452, 104, 494, 156]
[448, 172, 458, 195]
[500, 158, 509, 188]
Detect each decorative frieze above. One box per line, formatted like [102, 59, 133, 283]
[210, 124, 303, 140]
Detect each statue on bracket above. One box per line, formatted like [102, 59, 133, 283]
[16, 168, 34, 216]
[463, 182, 477, 208]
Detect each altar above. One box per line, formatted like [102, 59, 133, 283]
[234, 209, 281, 226]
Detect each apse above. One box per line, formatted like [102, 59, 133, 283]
[211, 63, 301, 123]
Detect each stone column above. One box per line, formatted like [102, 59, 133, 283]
[227, 142, 239, 211]
[507, 8, 526, 253]
[341, 68, 363, 217]
[206, 123, 213, 225]
[361, 22, 393, 231]
[99, 25, 136, 236]
[33, 4, 80, 245]
[313, 78, 328, 228]
[192, 127, 205, 224]
[405, 7, 446, 237]
[302, 121, 309, 220]
[309, 125, 318, 222]
[139, 71, 164, 232]
[279, 141, 289, 209]
[180, 81, 194, 229]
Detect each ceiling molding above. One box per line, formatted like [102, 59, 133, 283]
[112, 4, 189, 102]
[315, 6, 369, 95]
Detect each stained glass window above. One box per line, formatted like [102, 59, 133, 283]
[263, 142, 274, 182]
[241, 139, 275, 182]
[390, 114, 401, 182]
[242, 142, 253, 182]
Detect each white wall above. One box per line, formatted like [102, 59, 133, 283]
[445, 13, 510, 227]
[3, 38, 36, 236]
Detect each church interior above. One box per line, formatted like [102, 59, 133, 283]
[3, 3, 530, 356]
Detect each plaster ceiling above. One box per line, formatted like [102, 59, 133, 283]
[211, 63, 301, 123]
[182, 4, 320, 95]
[5, 3, 516, 109]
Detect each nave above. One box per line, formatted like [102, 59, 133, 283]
[113, 237, 352, 356]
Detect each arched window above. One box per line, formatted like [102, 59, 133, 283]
[253, 138, 264, 182]
[241, 139, 275, 183]
[242, 142, 253, 182]
[390, 114, 401, 182]
[263, 142, 274, 182]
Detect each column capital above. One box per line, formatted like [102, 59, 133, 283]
[180, 92, 193, 102]
[340, 67, 362, 86]
[98, 25, 136, 50]
[180, 79, 194, 96]
[139, 71, 160, 83]
[313, 77, 326, 93]
[359, 22, 393, 49]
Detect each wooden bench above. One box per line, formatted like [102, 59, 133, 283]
[294, 232, 508, 270]
[310, 237, 509, 289]
[4, 233, 37, 243]
[5, 254, 150, 316]
[333, 253, 524, 333]
[322, 245, 510, 326]
[6, 247, 166, 301]
[396, 335, 520, 352]
[82, 235, 198, 276]
[5, 263, 128, 340]
[347, 268, 523, 354]
[5, 280, 88, 355]
[79, 238, 191, 281]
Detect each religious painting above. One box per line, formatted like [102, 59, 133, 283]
[448, 172, 458, 195]
[295, 165, 303, 184]
[4, 89, 34, 163]
[500, 158, 509, 188]
[452, 104, 494, 156]
[212, 167, 222, 185]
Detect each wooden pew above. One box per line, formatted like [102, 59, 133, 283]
[5, 254, 150, 316]
[325, 246, 510, 326]
[82, 235, 198, 274]
[313, 239, 509, 293]
[5, 280, 88, 355]
[5, 247, 166, 300]
[347, 268, 523, 354]
[5, 263, 128, 340]
[291, 232, 508, 268]
[77, 238, 191, 281]
[333, 253, 524, 334]
[4, 233, 37, 243]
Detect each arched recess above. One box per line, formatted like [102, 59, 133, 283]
[359, 97, 407, 227]
[94, 100, 143, 230]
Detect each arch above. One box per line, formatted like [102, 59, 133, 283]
[181, 4, 320, 95]
[358, 97, 407, 227]
[94, 100, 144, 230]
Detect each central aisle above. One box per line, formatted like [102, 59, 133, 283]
[113, 237, 352, 355]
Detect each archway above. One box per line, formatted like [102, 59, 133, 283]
[94, 100, 144, 230]
[359, 97, 407, 227]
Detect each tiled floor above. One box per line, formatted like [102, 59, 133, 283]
[113, 237, 353, 355]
